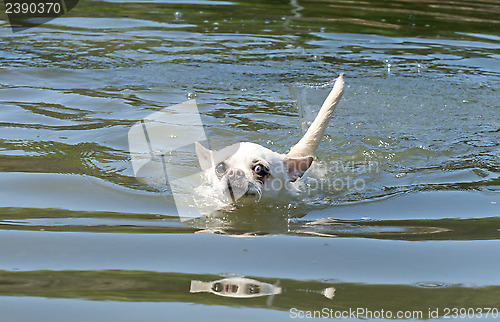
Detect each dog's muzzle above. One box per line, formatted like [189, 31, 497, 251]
[225, 168, 249, 202]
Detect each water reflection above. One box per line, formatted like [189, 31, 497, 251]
[190, 276, 282, 298]
[1, 205, 499, 241]
[0, 269, 498, 312]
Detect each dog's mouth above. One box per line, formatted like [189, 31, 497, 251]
[243, 182, 262, 201]
[226, 180, 261, 203]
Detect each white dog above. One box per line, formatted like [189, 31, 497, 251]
[195, 74, 345, 204]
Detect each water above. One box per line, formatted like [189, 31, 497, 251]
[0, 0, 499, 320]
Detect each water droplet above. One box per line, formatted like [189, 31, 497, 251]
[412, 281, 449, 289]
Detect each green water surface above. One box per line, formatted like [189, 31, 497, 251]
[0, 0, 499, 321]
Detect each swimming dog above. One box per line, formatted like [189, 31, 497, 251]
[195, 74, 345, 203]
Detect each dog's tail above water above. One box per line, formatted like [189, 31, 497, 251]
[287, 73, 345, 158]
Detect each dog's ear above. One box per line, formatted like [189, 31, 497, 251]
[195, 142, 213, 171]
[284, 156, 314, 182]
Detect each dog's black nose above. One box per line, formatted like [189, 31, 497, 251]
[227, 168, 245, 180]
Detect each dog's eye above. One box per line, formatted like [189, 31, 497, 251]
[215, 162, 227, 176]
[252, 164, 269, 178]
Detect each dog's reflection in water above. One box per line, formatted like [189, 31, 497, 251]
[190, 276, 336, 300]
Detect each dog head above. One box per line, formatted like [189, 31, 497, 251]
[195, 141, 313, 202]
